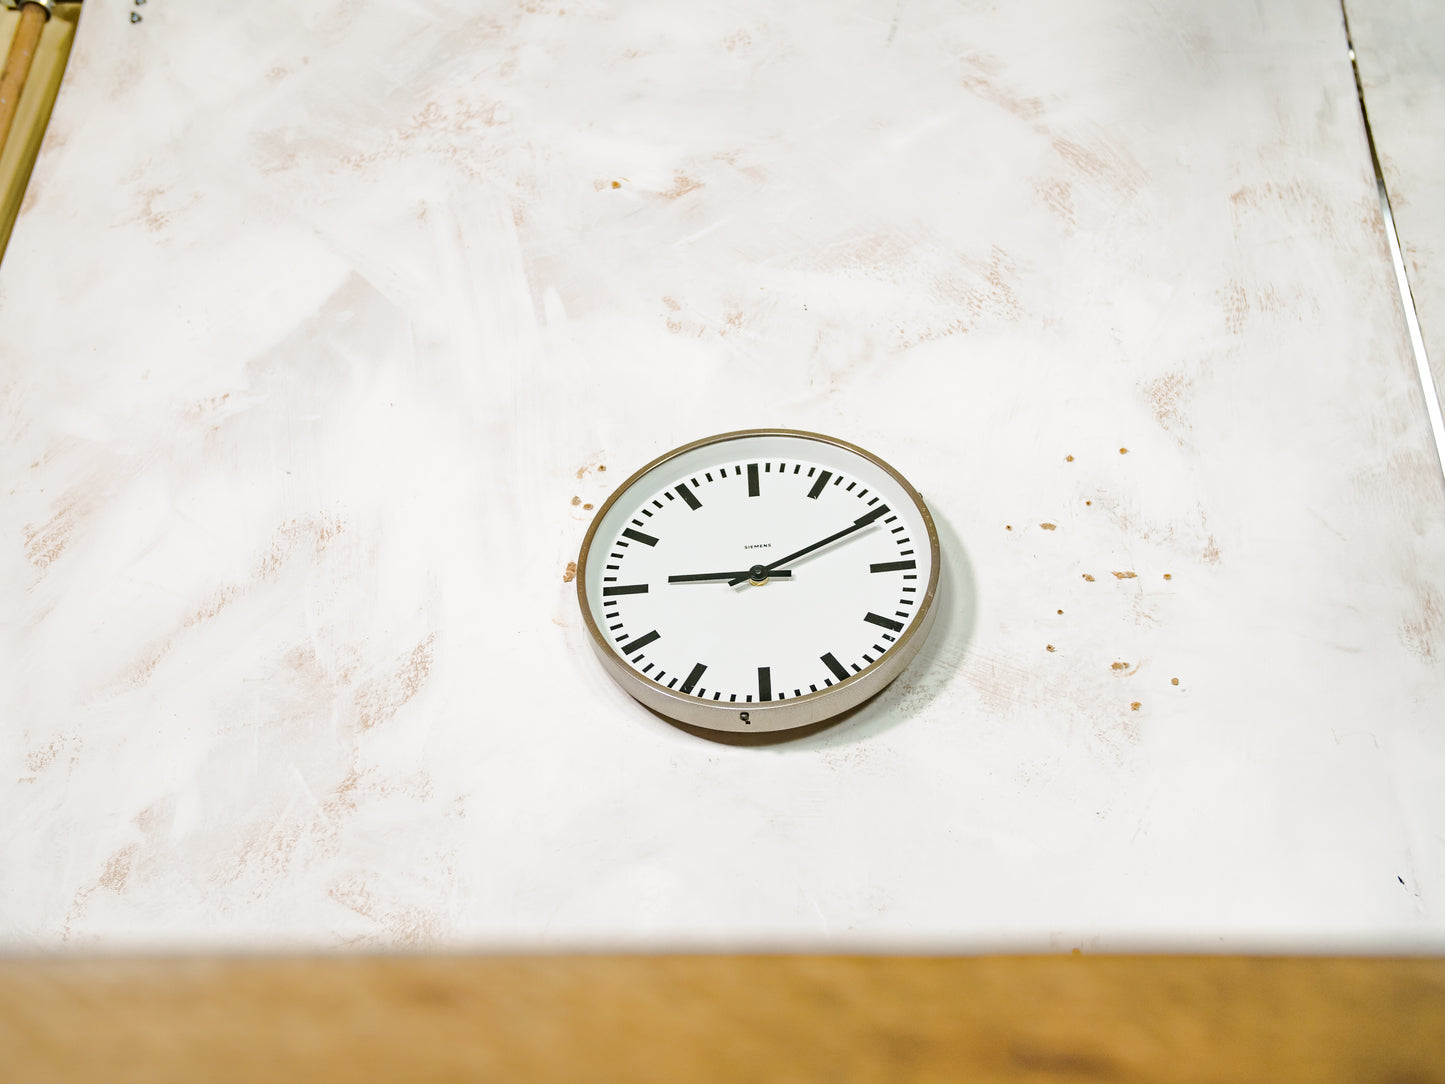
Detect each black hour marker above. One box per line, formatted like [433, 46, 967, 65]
[676, 482, 701, 510]
[856, 504, 889, 526]
[807, 471, 832, 498]
[681, 662, 707, 695]
[871, 559, 916, 573]
[747, 463, 760, 497]
[821, 652, 849, 682]
[603, 584, 648, 596]
[618, 629, 660, 655]
[758, 667, 772, 702]
[865, 611, 904, 632]
[622, 528, 659, 547]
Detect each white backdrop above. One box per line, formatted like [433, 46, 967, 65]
[2, 0, 1443, 950]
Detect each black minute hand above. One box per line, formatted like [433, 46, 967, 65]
[728, 504, 890, 585]
[668, 570, 794, 583]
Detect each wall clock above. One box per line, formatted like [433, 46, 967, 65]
[576, 430, 941, 734]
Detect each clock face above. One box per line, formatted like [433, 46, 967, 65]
[576, 430, 941, 733]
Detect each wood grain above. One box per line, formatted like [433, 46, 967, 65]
[2, 955, 1443, 1082]
[0, 2, 77, 261]
[0, 1, 44, 153]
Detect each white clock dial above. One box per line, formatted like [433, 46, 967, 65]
[576, 430, 941, 733]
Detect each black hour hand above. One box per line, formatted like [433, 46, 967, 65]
[668, 570, 794, 583]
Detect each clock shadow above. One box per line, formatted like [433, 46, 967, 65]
[659, 505, 978, 748]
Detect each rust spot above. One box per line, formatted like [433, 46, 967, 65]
[23, 491, 87, 571]
[99, 845, 137, 892]
[1111, 661, 1129, 671]
[1119, 447, 1128, 455]
[1036, 179, 1075, 226]
[563, 562, 577, 583]
[1085, 500, 1092, 506]
[1046, 644, 1055, 652]
[1146, 370, 1192, 436]
[1163, 573, 1172, 580]
[598, 465, 606, 472]
[1039, 522, 1057, 531]
[571, 496, 580, 506]
[1082, 573, 1095, 582]
[1057, 609, 1063, 615]
[1130, 701, 1141, 711]
[1171, 677, 1179, 685]
[1203, 535, 1221, 565]
[356, 635, 436, 732]
[1065, 454, 1074, 462]
[1112, 571, 1137, 579]
[583, 503, 593, 511]
[1005, 525, 1012, 531]
[663, 174, 704, 200]
[611, 180, 621, 188]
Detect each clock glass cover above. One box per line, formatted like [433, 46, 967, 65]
[576, 430, 941, 733]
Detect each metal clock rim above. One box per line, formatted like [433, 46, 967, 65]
[575, 428, 942, 733]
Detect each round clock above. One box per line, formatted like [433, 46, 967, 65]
[576, 429, 941, 734]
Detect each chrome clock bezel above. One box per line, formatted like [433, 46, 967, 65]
[575, 429, 942, 734]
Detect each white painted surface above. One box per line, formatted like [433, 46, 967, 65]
[1348, 0, 1445, 426]
[2, 0, 1443, 951]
